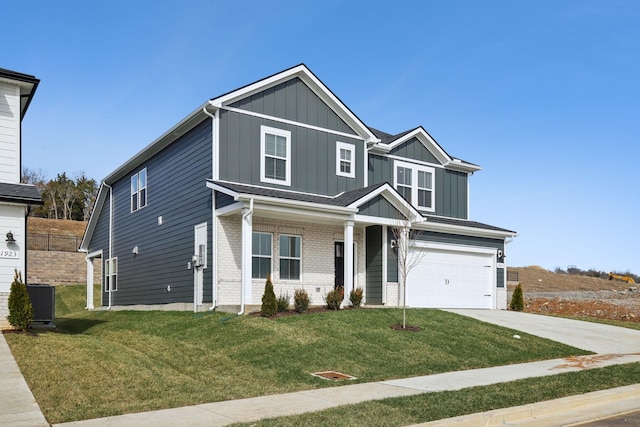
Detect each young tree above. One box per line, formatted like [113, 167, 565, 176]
[389, 222, 427, 329]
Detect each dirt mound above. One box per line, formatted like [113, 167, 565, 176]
[27, 217, 86, 236]
[509, 266, 632, 293]
[509, 266, 640, 323]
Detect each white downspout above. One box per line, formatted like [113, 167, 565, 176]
[104, 183, 113, 310]
[203, 105, 218, 311]
[239, 198, 254, 315]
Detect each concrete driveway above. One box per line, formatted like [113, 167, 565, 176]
[444, 309, 640, 354]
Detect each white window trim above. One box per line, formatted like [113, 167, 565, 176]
[131, 168, 147, 212]
[394, 160, 435, 212]
[252, 232, 272, 279]
[105, 257, 118, 292]
[260, 125, 291, 186]
[336, 141, 355, 178]
[279, 234, 302, 281]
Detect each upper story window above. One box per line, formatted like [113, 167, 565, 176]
[336, 141, 355, 178]
[252, 232, 272, 279]
[131, 168, 147, 212]
[394, 160, 435, 212]
[260, 125, 291, 186]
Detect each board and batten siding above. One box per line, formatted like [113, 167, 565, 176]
[358, 196, 404, 220]
[88, 120, 213, 306]
[365, 225, 383, 304]
[218, 109, 364, 195]
[229, 77, 355, 135]
[0, 82, 20, 183]
[368, 153, 468, 219]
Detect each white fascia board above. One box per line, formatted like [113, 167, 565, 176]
[215, 201, 244, 216]
[353, 214, 410, 227]
[387, 128, 451, 165]
[80, 183, 109, 251]
[347, 183, 423, 222]
[414, 220, 518, 239]
[253, 202, 354, 223]
[208, 64, 379, 144]
[206, 181, 240, 201]
[236, 194, 357, 215]
[411, 240, 497, 255]
[103, 103, 209, 184]
[371, 127, 482, 173]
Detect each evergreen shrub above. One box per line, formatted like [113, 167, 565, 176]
[510, 283, 524, 311]
[261, 275, 277, 317]
[7, 270, 33, 331]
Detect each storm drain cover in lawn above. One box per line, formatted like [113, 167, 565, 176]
[311, 371, 357, 381]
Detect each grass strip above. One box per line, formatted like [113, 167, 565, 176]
[231, 362, 640, 426]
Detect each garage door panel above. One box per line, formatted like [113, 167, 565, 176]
[406, 247, 494, 309]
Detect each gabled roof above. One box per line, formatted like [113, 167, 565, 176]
[368, 126, 481, 173]
[0, 68, 39, 119]
[0, 182, 43, 205]
[207, 64, 380, 144]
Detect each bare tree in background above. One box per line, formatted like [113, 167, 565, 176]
[389, 219, 427, 329]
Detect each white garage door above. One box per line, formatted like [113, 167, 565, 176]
[406, 244, 495, 309]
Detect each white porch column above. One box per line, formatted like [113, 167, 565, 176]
[343, 220, 354, 307]
[241, 206, 253, 306]
[86, 258, 94, 310]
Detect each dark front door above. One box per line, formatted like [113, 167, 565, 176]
[334, 242, 344, 290]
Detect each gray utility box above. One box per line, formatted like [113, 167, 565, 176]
[26, 284, 55, 325]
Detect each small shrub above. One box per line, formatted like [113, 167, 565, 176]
[276, 293, 290, 313]
[7, 270, 33, 331]
[510, 283, 524, 311]
[293, 288, 310, 313]
[261, 275, 277, 317]
[350, 287, 364, 308]
[324, 288, 343, 311]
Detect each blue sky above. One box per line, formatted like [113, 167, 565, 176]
[5, 1, 639, 274]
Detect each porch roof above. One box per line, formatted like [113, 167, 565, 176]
[208, 180, 388, 208]
[0, 183, 43, 205]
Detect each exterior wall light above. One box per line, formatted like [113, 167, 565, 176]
[6, 231, 15, 242]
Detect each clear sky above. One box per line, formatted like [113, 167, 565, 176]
[5, 1, 639, 274]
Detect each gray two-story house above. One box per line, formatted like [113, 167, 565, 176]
[80, 64, 516, 312]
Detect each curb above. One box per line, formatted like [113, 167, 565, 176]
[411, 383, 640, 426]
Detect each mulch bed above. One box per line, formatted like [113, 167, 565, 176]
[249, 306, 351, 318]
[390, 324, 422, 332]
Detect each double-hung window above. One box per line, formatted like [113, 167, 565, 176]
[131, 168, 147, 212]
[105, 257, 117, 291]
[279, 235, 301, 280]
[394, 160, 435, 212]
[260, 126, 291, 186]
[336, 141, 355, 178]
[252, 232, 272, 279]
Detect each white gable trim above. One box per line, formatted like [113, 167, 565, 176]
[347, 183, 423, 223]
[370, 127, 482, 173]
[208, 64, 379, 144]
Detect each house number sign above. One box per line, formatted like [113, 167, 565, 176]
[0, 250, 19, 259]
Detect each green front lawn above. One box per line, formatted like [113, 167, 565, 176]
[5, 284, 589, 424]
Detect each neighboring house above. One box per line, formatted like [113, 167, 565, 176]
[80, 64, 516, 312]
[0, 68, 42, 321]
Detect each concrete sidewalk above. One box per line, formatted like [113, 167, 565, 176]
[0, 333, 48, 427]
[3, 310, 640, 427]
